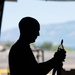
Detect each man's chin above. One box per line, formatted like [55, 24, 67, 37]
[32, 41, 35, 43]
[31, 40, 35, 43]
[30, 38, 36, 43]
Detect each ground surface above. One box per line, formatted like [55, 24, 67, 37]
[0, 50, 75, 74]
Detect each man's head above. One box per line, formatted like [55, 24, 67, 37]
[19, 16, 40, 43]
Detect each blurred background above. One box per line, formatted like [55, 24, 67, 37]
[0, 0, 75, 75]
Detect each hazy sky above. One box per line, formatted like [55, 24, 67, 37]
[1, 0, 75, 32]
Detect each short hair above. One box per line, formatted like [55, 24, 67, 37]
[19, 16, 40, 33]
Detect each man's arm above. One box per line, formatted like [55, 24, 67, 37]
[38, 49, 66, 75]
[38, 57, 56, 75]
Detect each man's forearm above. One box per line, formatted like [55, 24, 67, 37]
[38, 57, 56, 74]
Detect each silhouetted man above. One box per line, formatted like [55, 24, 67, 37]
[8, 16, 66, 75]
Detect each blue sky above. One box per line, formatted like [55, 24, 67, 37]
[1, 0, 75, 48]
[1, 0, 75, 32]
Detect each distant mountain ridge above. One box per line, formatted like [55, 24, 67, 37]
[1, 20, 75, 49]
[0, 28, 20, 42]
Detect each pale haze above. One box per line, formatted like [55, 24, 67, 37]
[1, 0, 75, 32]
[1, 0, 75, 49]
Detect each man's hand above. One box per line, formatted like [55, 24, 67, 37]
[54, 48, 66, 62]
[52, 49, 66, 75]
